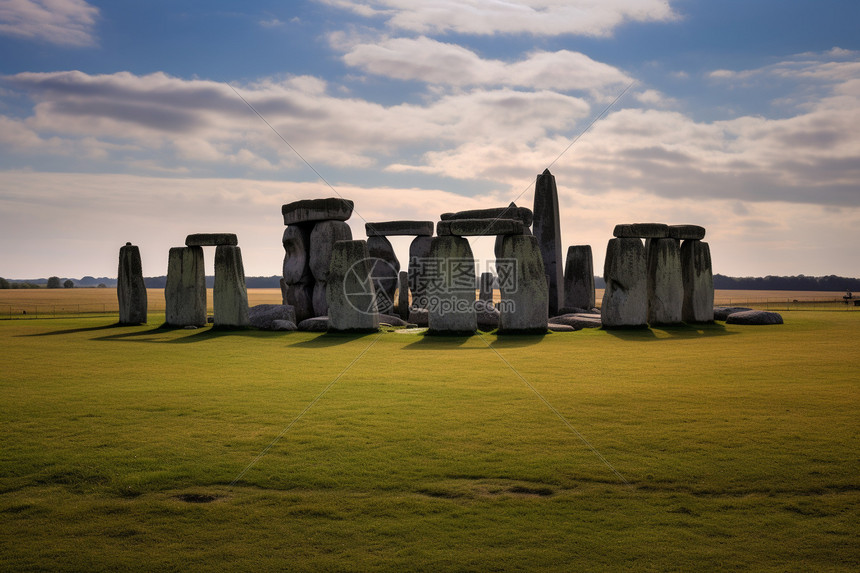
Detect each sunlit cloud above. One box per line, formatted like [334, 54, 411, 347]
[0, 0, 99, 47]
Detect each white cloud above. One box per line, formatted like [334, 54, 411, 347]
[319, 0, 677, 37]
[0, 0, 98, 47]
[341, 36, 632, 94]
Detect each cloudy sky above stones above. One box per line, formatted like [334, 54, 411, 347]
[1, 0, 859, 280]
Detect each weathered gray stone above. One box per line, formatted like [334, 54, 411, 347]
[248, 304, 297, 330]
[479, 272, 494, 306]
[298, 316, 329, 332]
[118, 242, 147, 325]
[213, 245, 249, 328]
[282, 225, 313, 284]
[426, 235, 476, 335]
[613, 223, 669, 239]
[713, 307, 753, 321]
[366, 221, 434, 237]
[533, 169, 564, 317]
[367, 235, 400, 315]
[725, 310, 784, 325]
[563, 245, 595, 312]
[436, 221, 453, 236]
[497, 234, 548, 334]
[681, 240, 714, 323]
[309, 220, 353, 282]
[548, 323, 577, 332]
[601, 238, 648, 328]
[448, 218, 524, 237]
[378, 314, 408, 327]
[397, 271, 409, 320]
[326, 240, 379, 332]
[282, 198, 354, 225]
[441, 203, 534, 226]
[280, 279, 314, 323]
[165, 246, 206, 327]
[476, 307, 500, 331]
[669, 225, 706, 240]
[185, 233, 238, 247]
[408, 235, 434, 309]
[647, 238, 683, 325]
[549, 313, 602, 329]
[408, 307, 429, 327]
[313, 280, 328, 317]
[271, 319, 298, 331]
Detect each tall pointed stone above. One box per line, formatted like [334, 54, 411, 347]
[563, 245, 595, 312]
[532, 169, 564, 316]
[681, 240, 714, 323]
[426, 235, 476, 335]
[165, 246, 206, 327]
[601, 238, 647, 328]
[326, 240, 379, 333]
[497, 234, 548, 334]
[214, 245, 249, 328]
[118, 242, 147, 325]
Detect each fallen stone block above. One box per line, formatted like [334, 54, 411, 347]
[271, 319, 297, 331]
[725, 310, 784, 325]
[548, 313, 602, 329]
[298, 316, 330, 332]
[548, 323, 577, 332]
[249, 304, 297, 330]
[713, 306, 753, 321]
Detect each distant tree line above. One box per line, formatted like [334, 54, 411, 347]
[713, 274, 860, 291]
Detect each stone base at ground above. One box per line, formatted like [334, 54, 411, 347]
[549, 313, 603, 329]
[548, 323, 577, 332]
[298, 317, 330, 332]
[271, 320, 297, 331]
[725, 310, 784, 325]
[248, 304, 297, 330]
[408, 308, 429, 327]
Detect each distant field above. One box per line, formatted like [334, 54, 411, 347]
[0, 287, 855, 319]
[1, 311, 857, 570]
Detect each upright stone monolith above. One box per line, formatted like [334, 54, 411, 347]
[681, 240, 714, 323]
[281, 279, 314, 323]
[426, 235, 476, 335]
[309, 220, 353, 284]
[497, 234, 548, 334]
[479, 272, 494, 307]
[397, 271, 409, 320]
[213, 245, 249, 328]
[118, 242, 147, 325]
[366, 235, 400, 315]
[312, 280, 328, 317]
[165, 246, 206, 327]
[646, 238, 683, 325]
[533, 169, 564, 317]
[408, 235, 434, 309]
[282, 225, 313, 285]
[326, 240, 379, 333]
[563, 245, 595, 312]
[601, 238, 647, 328]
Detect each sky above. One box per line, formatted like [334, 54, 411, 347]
[1, 0, 859, 280]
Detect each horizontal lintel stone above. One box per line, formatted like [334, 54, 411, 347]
[185, 233, 238, 247]
[365, 221, 434, 237]
[440, 204, 533, 226]
[668, 225, 706, 240]
[282, 198, 354, 225]
[612, 223, 669, 239]
[448, 218, 524, 237]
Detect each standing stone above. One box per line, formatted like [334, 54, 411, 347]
[497, 235, 548, 334]
[326, 240, 379, 333]
[563, 245, 595, 312]
[426, 235, 476, 335]
[479, 272, 494, 307]
[213, 245, 249, 328]
[165, 246, 206, 327]
[118, 242, 147, 325]
[397, 271, 409, 321]
[312, 280, 328, 317]
[601, 238, 647, 328]
[282, 225, 313, 284]
[532, 169, 564, 317]
[281, 279, 314, 323]
[309, 220, 353, 282]
[366, 235, 400, 315]
[646, 238, 683, 325]
[681, 240, 714, 323]
[408, 235, 434, 310]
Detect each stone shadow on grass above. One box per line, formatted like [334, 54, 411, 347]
[91, 324, 276, 343]
[603, 322, 734, 341]
[18, 322, 134, 337]
[402, 333, 478, 350]
[289, 331, 380, 348]
[486, 333, 547, 348]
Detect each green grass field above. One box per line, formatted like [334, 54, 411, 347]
[1, 311, 858, 571]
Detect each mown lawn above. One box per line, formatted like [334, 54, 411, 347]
[1, 312, 857, 571]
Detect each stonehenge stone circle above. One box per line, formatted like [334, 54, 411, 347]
[366, 235, 400, 315]
[326, 240, 379, 333]
[365, 221, 434, 237]
[309, 220, 353, 283]
[681, 240, 715, 323]
[563, 245, 595, 312]
[165, 246, 206, 327]
[408, 235, 434, 310]
[185, 233, 238, 247]
[646, 238, 683, 325]
[601, 237, 648, 328]
[497, 234, 548, 334]
[213, 245, 249, 328]
[118, 242, 147, 325]
[426, 235, 477, 335]
[532, 169, 564, 317]
[613, 223, 669, 239]
[282, 198, 354, 225]
[282, 225, 313, 285]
